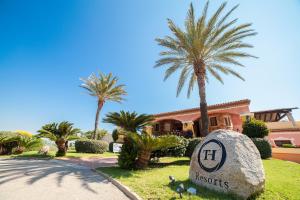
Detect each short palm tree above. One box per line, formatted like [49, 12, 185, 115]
[80, 72, 127, 139]
[155, 2, 257, 136]
[12, 136, 43, 154]
[103, 111, 154, 132]
[37, 121, 80, 156]
[129, 132, 180, 168]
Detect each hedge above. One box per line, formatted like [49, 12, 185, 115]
[75, 139, 108, 154]
[242, 119, 269, 138]
[185, 138, 204, 157]
[251, 138, 272, 159]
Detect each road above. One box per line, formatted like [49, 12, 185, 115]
[0, 158, 129, 200]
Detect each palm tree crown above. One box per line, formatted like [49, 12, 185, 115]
[103, 111, 154, 132]
[80, 72, 127, 103]
[155, 1, 256, 135]
[80, 72, 127, 138]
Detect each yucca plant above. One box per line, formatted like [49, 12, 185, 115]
[103, 111, 154, 133]
[155, 1, 257, 136]
[37, 121, 81, 156]
[80, 72, 127, 139]
[129, 132, 180, 169]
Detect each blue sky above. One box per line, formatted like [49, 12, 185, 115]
[0, 0, 299, 134]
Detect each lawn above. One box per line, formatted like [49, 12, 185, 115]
[98, 158, 300, 200]
[0, 150, 118, 159]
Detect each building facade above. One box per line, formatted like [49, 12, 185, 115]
[147, 99, 300, 147]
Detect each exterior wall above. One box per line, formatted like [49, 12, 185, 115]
[268, 131, 300, 147]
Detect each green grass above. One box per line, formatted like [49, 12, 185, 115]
[0, 150, 118, 159]
[98, 158, 300, 200]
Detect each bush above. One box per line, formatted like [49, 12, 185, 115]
[185, 138, 204, 157]
[151, 136, 188, 158]
[251, 138, 272, 159]
[118, 137, 138, 169]
[112, 129, 119, 142]
[282, 144, 295, 148]
[75, 139, 108, 153]
[242, 119, 269, 138]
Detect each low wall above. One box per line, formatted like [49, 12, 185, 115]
[272, 148, 300, 164]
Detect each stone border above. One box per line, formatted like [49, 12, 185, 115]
[93, 169, 143, 200]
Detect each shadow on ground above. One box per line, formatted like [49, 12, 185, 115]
[0, 158, 110, 194]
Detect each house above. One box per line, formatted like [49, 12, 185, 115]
[146, 99, 300, 147]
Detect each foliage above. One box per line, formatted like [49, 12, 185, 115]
[243, 119, 269, 138]
[15, 130, 33, 137]
[112, 129, 119, 142]
[118, 137, 138, 169]
[103, 111, 154, 132]
[185, 138, 204, 157]
[251, 138, 272, 159]
[0, 131, 20, 155]
[82, 129, 108, 140]
[37, 121, 81, 157]
[75, 139, 108, 154]
[155, 1, 256, 135]
[80, 71, 127, 138]
[12, 136, 43, 154]
[282, 144, 295, 148]
[152, 136, 188, 158]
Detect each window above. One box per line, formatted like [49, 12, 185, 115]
[210, 117, 218, 127]
[164, 123, 171, 132]
[154, 124, 159, 132]
[224, 116, 231, 126]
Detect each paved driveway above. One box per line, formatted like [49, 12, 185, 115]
[0, 159, 129, 200]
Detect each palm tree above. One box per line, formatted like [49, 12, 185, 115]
[103, 111, 154, 132]
[37, 121, 80, 156]
[12, 136, 43, 154]
[80, 72, 127, 139]
[155, 2, 257, 136]
[129, 132, 180, 169]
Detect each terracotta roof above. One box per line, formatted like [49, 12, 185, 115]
[154, 99, 250, 117]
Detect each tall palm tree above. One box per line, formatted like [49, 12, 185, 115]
[155, 2, 257, 136]
[81, 72, 127, 139]
[37, 121, 80, 156]
[103, 111, 154, 132]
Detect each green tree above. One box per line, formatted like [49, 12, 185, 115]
[12, 136, 43, 154]
[129, 132, 180, 169]
[155, 2, 256, 136]
[82, 129, 108, 140]
[80, 72, 127, 139]
[37, 121, 81, 156]
[103, 111, 154, 132]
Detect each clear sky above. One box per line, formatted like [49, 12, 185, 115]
[0, 0, 299, 134]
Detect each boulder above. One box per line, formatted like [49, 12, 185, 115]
[189, 129, 265, 199]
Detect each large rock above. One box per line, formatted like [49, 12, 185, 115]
[189, 129, 265, 199]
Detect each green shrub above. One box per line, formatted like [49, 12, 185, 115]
[118, 137, 138, 169]
[151, 136, 188, 158]
[282, 144, 295, 148]
[112, 129, 119, 142]
[185, 138, 204, 157]
[75, 139, 108, 153]
[242, 119, 269, 138]
[251, 138, 272, 159]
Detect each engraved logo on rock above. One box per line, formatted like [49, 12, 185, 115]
[198, 139, 227, 172]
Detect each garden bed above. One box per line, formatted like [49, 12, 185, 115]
[97, 157, 300, 200]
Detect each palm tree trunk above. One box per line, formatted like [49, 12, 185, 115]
[56, 139, 67, 156]
[136, 150, 151, 169]
[195, 62, 209, 136]
[94, 100, 104, 139]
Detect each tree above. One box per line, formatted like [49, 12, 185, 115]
[129, 132, 180, 169]
[80, 72, 127, 139]
[82, 129, 108, 140]
[12, 136, 43, 154]
[37, 121, 81, 156]
[103, 111, 154, 132]
[155, 2, 256, 136]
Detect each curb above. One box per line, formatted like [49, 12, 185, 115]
[93, 169, 143, 200]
